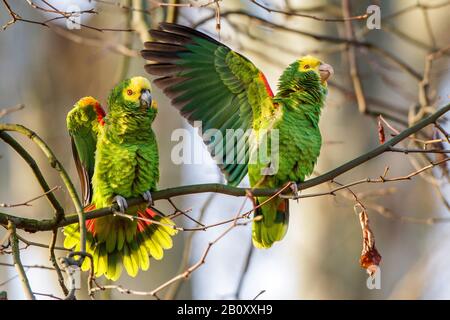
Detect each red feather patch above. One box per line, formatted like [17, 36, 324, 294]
[259, 72, 274, 97]
[84, 204, 97, 236]
[94, 102, 106, 126]
[136, 208, 157, 232]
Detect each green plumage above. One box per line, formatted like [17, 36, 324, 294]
[143, 23, 330, 248]
[64, 78, 177, 280]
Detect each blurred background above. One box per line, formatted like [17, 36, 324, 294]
[0, 0, 449, 300]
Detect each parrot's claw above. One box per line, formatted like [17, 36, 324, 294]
[290, 182, 299, 203]
[113, 195, 128, 213]
[142, 190, 154, 207]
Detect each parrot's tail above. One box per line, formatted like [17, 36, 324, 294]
[252, 197, 289, 248]
[63, 205, 177, 281]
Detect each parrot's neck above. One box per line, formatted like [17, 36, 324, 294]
[276, 89, 325, 105]
[106, 111, 155, 143]
[274, 85, 326, 109]
[274, 90, 326, 126]
[275, 62, 327, 106]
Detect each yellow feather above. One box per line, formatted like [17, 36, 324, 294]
[122, 76, 152, 103]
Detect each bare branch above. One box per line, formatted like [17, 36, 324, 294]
[383, 0, 450, 21]
[50, 26, 138, 57]
[0, 262, 54, 270]
[284, 157, 449, 201]
[32, 292, 63, 300]
[0, 104, 24, 119]
[342, 0, 366, 113]
[233, 240, 255, 299]
[0, 124, 85, 254]
[0, 186, 61, 208]
[49, 230, 68, 296]
[91, 195, 251, 299]
[193, 10, 421, 80]
[0, 104, 449, 233]
[249, 0, 368, 22]
[16, 234, 69, 252]
[8, 222, 35, 300]
[164, 193, 215, 300]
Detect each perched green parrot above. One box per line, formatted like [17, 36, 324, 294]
[64, 77, 177, 280]
[142, 23, 333, 249]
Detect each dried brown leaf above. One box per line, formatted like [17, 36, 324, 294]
[377, 116, 386, 144]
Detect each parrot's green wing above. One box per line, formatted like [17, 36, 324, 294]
[66, 97, 106, 206]
[142, 23, 275, 186]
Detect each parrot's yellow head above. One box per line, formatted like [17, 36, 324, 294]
[297, 55, 334, 85]
[277, 55, 333, 99]
[109, 76, 157, 116]
[122, 77, 150, 102]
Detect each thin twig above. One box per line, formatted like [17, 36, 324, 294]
[91, 193, 251, 299]
[1, 103, 449, 232]
[342, 0, 366, 113]
[0, 186, 61, 208]
[284, 157, 449, 200]
[0, 104, 24, 118]
[8, 221, 35, 300]
[250, 0, 368, 22]
[0, 262, 54, 270]
[0, 132, 64, 218]
[32, 292, 63, 300]
[0, 124, 85, 256]
[50, 26, 138, 57]
[233, 240, 255, 299]
[164, 193, 216, 300]
[193, 10, 421, 80]
[252, 290, 266, 300]
[16, 234, 69, 252]
[49, 230, 69, 296]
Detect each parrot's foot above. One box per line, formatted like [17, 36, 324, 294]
[245, 189, 257, 208]
[142, 190, 154, 207]
[290, 182, 299, 203]
[113, 195, 128, 213]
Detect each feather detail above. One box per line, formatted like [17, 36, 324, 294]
[142, 23, 277, 187]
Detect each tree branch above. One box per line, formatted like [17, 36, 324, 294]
[49, 230, 68, 296]
[342, 0, 366, 113]
[193, 10, 421, 80]
[249, 0, 368, 22]
[0, 104, 448, 232]
[0, 124, 85, 255]
[8, 221, 35, 300]
[0, 104, 24, 118]
[0, 132, 64, 218]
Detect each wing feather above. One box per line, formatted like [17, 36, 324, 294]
[66, 97, 104, 206]
[142, 23, 275, 186]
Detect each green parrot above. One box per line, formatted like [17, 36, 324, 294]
[142, 23, 333, 249]
[64, 77, 177, 280]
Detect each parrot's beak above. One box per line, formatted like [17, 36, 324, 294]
[140, 89, 152, 109]
[319, 63, 334, 83]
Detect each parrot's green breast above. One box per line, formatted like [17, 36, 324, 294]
[92, 128, 159, 209]
[248, 99, 322, 188]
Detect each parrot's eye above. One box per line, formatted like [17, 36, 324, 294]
[304, 65, 310, 69]
[127, 89, 133, 96]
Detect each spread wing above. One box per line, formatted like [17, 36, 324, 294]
[142, 23, 275, 186]
[66, 98, 105, 206]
